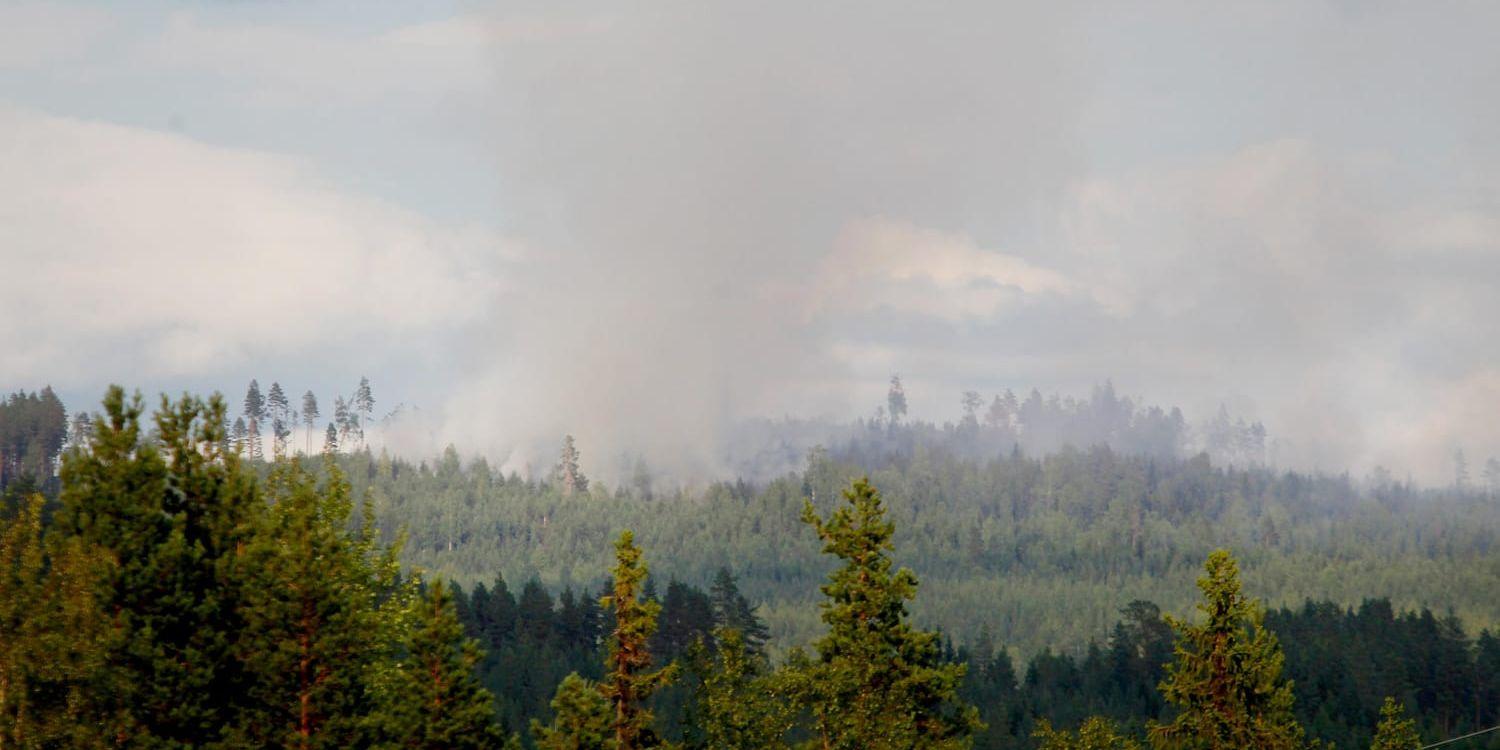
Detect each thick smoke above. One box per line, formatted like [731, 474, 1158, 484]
[439, 2, 1083, 480]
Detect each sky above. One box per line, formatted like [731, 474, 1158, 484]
[2, 1, 1498, 482]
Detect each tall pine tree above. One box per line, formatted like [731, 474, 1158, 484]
[1147, 550, 1305, 750]
[791, 477, 981, 750]
[601, 530, 676, 749]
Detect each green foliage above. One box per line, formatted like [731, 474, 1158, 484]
[377, 580, 506, 749]
[1369, 697, 1419, 750]
[532, 673, 615, 750]
[685, 628, 792, 750]
[1148, 550, 1304, 750]
[228, 458, 410, 748]
[791, 477, 982, 750]
[1034, 717, 1143, 750]
[56, 387, 259, 747]
[0, 494, 120, 747]
[602, 530, 678, 749]
[0, 387, 67, 494]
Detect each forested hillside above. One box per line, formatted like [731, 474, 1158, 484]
[344, 440, 1500, 659]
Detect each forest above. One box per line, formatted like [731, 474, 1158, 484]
[3, 386, 1500, 748]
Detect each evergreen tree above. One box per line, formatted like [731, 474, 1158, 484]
[233, 416, 248, 455]
[302, 391, 320, 455]
[325, 422, 339, 454]
[335, 397, 353, 448]
[708, 567, 769, 657]
[1369, 697, 1419, 750]
[0, 494, 121, 747]
[56, 387, 260, 747]
[791, 477, 982, 750]
[268, 382, 291, 459]
[245, 379, 266, 423]
[531, 673, 614, 750]
[686, 627, 791, 750]
[1034, 717, 1142, 750]
[601, 530, 677, 749]
[378, 580, 506, 749]
[229, 458, 410, 749]
[355, 378, 375, 445]
[556, 435, 588, 497]
[1147, 550, 1305, 750]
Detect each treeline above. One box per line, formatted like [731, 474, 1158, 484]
[723, 378, 1268, 480]
[0, 388, 66, 496]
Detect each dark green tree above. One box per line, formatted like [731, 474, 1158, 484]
[709, 567, 769, 657]
[56, 387, 259, 747]
[1148, 550, 1305, 750]
[377, 579, 506, 749]
[228, 458, 409, 749]
[791, 477, 982, 750]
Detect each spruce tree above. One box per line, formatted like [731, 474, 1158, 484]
[601, 530, 677, 749]
[531, 673, 614, 750]
[792, 477, 982, 750]
[377, 580, 506, 749]
[709, 567, 769, 657]
[325, 422, 339, 454]
[1148, 550, 1305, 750]
[1369, 697, 1420, 750]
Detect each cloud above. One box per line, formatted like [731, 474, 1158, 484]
[0, 3, 110, 71]
[0, 105, 516, 390]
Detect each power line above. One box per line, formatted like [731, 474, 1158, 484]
[1421, 723, 1500, 749]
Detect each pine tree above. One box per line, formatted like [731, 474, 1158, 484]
[1147, 550, 1305, 750]
[233, 416, 248, 455]
[0, 494, 121, 746]
[302, 391, 320, 455]
[245, 379, 266, 423]
[1369, 697, 1420, 750]
[268, 382, 291, 458]
[600, 530, 677, 749]
[335, 396, 352, 448]
[325, 422, 339, 454]
[355, 377, 375, 446]
[531, 673, 614, 750]
[1034, 717, 1142, 750]
[228, 458, 409, 749]
[377, 580, 506, 749]
[555, 435, 588, 496]
[791, 477, 982, 750]
[56, 387, 260, 746]
[687, 627, 791, 750]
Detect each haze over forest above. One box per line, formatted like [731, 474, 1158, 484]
[4, 1, 1500, 484]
